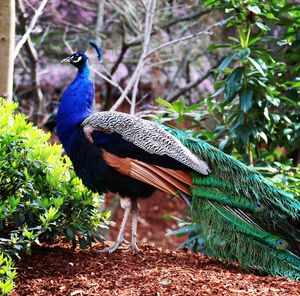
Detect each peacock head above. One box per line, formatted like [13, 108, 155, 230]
[61, 41, 102, 72]
[61, 51, 88, 71]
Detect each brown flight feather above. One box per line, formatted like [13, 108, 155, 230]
[101, 150, 192, 197]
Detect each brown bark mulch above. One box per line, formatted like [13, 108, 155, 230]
[11, 242, 300, 296]
[10, 194, 300, 295]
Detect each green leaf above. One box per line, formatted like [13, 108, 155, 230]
[225, 67, 244, 101]
[248, 5, 261, 14]
[65, 227, 75, 239]
[291, 81, 300, 88]
[210, 87, 224, 98]
[228, 36, 240, 43]
[255, 22, 270, 31]
[204, 0, 218, 6]
[159, 280, 172, 285]
[248, 35, 262, 46]
[278, 3, 300, 13]
[239, 86, 253, 112]
[283, 116, 292, 124]
[270, 113, 280, 123]
[264, 107, 270, 120]
[237, 48, 250, 63]
[23, 227, 33, 240]
[79, 237, 88, 249]
[172, 101, 185, 113]
[219, 137, 229, 150]
[218, 53, 236, 74]
[2, 280, 14, 295]
[236, 126, 250, 144]
[155, 98, 174, 110]
[248, 57, 267, 77]
[259, 131, 268, 144]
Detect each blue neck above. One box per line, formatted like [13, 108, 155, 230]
[78, 63, 90, 76]
[56, 62, 94, 155]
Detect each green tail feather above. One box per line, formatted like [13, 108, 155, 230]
[163, 126, 300, 280]
[191, 199, 300, 280]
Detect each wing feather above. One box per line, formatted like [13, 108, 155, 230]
[82, 111, 210, 175]
[101, 150, 192, 196]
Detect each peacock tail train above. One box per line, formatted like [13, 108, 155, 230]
[164, 125, 300, 280]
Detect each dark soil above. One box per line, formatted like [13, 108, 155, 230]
[11, 194, 300, 295]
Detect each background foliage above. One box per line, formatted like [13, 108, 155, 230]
[14, 0, 300, 167]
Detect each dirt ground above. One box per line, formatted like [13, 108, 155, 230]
[11, 194, 300, 295]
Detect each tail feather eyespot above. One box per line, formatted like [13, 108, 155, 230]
[275, 239, 288, 249]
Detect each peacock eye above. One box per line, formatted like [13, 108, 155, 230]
[72, 54, 83, 63]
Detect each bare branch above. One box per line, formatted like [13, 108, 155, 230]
[63, 28, 73, 53]
[110, 29, 128, 76]
[130, 0, 156, 115]
[91, 67, 131, 105]
[145, 20, 222, 59]
[163, 8, 212, 28]
[110, 0, 157, 113]
[96, 0, 105, 45]
[14, 0, 48, 59]
[167, 71, 212, 102]
[166, 64, 219, 103]
[16, 0, 44, 123]
[149, 58, 179, 68]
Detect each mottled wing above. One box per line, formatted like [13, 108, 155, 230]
[82, 111, 210, 175]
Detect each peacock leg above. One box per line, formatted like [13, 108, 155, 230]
[123, 199, 139, 252]
[99, 197, 131, 253]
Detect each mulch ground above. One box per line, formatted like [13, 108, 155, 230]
[10, 194, 300, 295]
[11, 242, 300, 296]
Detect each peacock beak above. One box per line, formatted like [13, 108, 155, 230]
[61, 57, 71, 63]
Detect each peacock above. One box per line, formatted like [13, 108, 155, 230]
[56, 42, 300, 280]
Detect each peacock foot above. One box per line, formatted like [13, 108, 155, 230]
[98, 239, 126, 254]
[122, 244, 139, 252]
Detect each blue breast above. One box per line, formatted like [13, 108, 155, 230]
[57, 71, 94, 155]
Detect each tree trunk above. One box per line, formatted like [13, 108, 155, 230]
[0, 0, 15, 102]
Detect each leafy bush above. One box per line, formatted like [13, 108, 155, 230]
[0, 98, 109, 259]
[204, 0, 300, 163]
[256, 161, 300, 196]
[0, 253, 16, 295]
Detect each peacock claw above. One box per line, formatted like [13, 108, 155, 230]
[122, 244, 139, 252]
[98, 240, 125, 254]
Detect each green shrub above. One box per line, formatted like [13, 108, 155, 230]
[0, 98, 109, 259]
[0, 253, 16, 295]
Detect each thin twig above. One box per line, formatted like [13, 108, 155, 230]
[149, 58, 179, 68]
[130, 76, 140, 114]
[17, 0, 44, 124]
[96, 0, 105, 45]
[144, 21, 222, 59]
[167, 65, 217, 102]
[110, 0, 157, 113]
[130, 0, 156, 115]
[91, 66, 131, 105]
[110, 29, 128, 76]
[163, 8, 212, 28]
[14, 0, 48, 59]
[63, 28, 73, 53]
